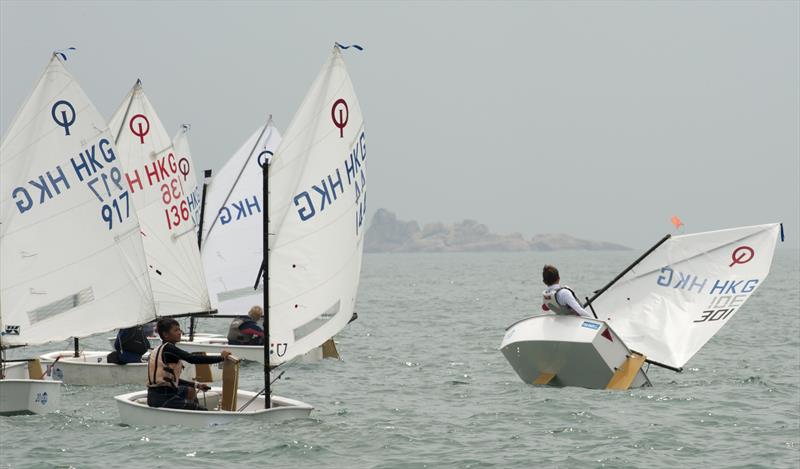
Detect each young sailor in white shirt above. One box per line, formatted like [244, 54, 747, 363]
[541, 264, 592, 318]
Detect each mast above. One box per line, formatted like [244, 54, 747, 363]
[583, 234, 672, 308]
[189, 168, 213, 343]
[262, 151, 271, 409]
[197, 169, 213, 249]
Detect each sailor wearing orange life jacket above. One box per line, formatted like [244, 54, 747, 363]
[147, 318, 232, 410]
[541, 264, 592, 318]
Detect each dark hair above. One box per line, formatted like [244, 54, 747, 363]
[156, 318, 180, 339]
[543, 265, 560, 286]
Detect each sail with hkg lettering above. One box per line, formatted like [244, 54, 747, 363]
[266, 45, 367, 365]
[172, 124, 202, 225]
[0, 55, 154, 347]
[201, 120, 282, 314]
[108, 80, 211, 316]
[588, 223, 781, 369]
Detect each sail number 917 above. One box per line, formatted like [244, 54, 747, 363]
[101, 191, 130, 230]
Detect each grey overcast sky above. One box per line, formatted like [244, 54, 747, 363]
[1, 1, 797, 249]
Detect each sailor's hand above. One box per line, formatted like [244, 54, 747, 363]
[220, 350, 232, 360]
[196, 383, 211, 392]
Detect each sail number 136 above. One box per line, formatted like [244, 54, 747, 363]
[161, 177, 189, 230]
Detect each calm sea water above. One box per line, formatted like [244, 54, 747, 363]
[2, 249, 799, 468]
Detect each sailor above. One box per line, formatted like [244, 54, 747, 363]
[227, 306, 265, 346]
[147, 318, 231, 410]
[107, 322, 153, 364]
[541, 265, 592, 318]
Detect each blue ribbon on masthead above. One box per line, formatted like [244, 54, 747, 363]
[335, 42, 364, 51]
[54, 47, 77, 61]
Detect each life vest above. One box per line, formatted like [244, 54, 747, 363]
[542, 285, 580, 316]
[117, 326, 149, 356]
[147, 343, 184, 388]
[227, 318, 247, 344]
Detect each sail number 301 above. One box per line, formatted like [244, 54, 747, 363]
[694, 294, 746, 323]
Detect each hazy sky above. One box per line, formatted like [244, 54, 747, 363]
[2, 1, 797, 248]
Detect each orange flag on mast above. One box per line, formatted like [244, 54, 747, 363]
[671, 215, 684, 230]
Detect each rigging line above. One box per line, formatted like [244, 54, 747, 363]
[201, 119, 273, 249]
[113, 82, 139, 145]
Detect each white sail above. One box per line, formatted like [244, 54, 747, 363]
[108, 81, 211, 316]
[0, 56, 154, 346]
[171, 125, 202, 225]
[590, 223, 782, 369]
[201, 121, 281, 313]
[267, 46, 367, 364]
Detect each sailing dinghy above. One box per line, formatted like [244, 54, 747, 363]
[36, 80, 219, 386]
[116, 44, 366, 426]
[0, 55, 154, 413]
[501, 223, 783, 389]
[178, 115, 357, 362]
[176, 120, 285, 363]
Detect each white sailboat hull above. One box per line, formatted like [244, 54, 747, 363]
[115, 388, 312, 427]
[39, 351, 223, 386]
[500, 315, 651, 389]
[0, 363, 62, 416]
[105, 333, 222, 349]
[177, 338, 324, 364]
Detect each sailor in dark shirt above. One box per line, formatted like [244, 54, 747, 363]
[227, 305, 265, 346]
[147, 318, 231, 410]
[110, 324, 151, 364]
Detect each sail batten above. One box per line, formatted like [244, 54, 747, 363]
[592, 223, 781, 369]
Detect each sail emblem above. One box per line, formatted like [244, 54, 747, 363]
[729, 246, 754, 267]
[257, 150, 273, 167]
[178, 157, 190, 181]
[129, 114, 150, 144]
[331, 98, 349, 137]
[51, 100, 76, 135]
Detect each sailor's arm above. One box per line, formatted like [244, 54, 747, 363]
[164, 344, 231, 364]
[558, 290, 592, 317]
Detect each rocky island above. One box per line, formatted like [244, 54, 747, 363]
[364, 209, 630, 253]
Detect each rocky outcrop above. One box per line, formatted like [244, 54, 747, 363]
[364, 209, 630, 253]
